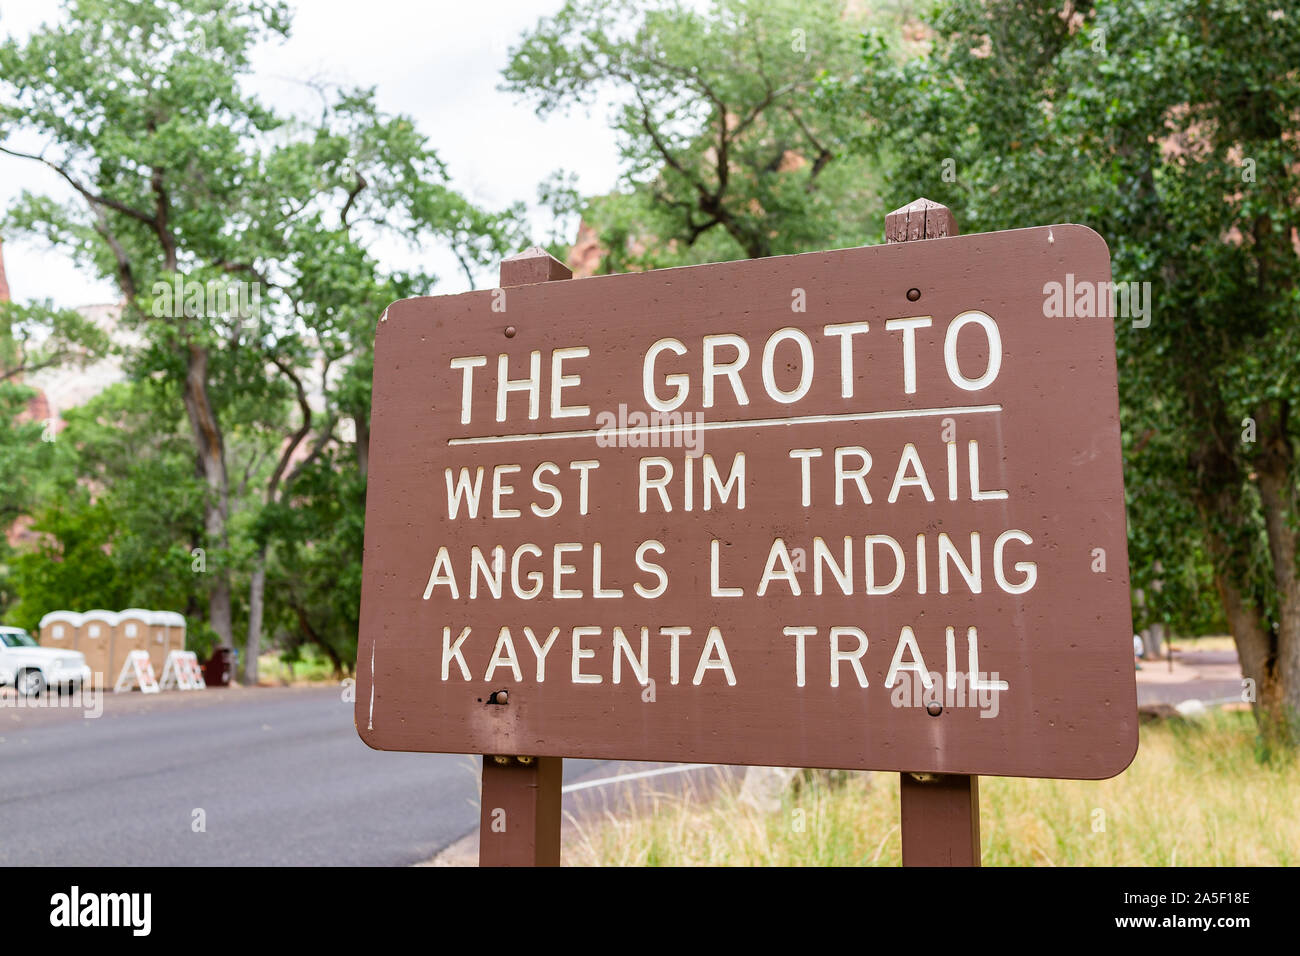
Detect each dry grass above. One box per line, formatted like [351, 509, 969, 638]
[1167, 635, 1237, 654]
[565, 710, 1298, 866]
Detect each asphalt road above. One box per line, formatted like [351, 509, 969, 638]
[0, 685, 604, 866]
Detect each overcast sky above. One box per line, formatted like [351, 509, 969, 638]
[0, 0, 624, 307]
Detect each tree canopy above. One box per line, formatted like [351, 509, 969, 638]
[828, 0, 1300, 751]
[505, 0, 891, 269]
[0, 0, 521, 677]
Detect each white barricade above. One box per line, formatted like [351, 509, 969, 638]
[113, 650, 160, 694]
[159, 650, 206, 691]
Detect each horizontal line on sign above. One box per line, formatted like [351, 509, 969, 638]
[561, 763, 725, 794]
[449, 403, 1002, 446]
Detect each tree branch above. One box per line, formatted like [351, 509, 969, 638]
[0, 144, 155, 226]
[266, 352, 314, 502]
[90, 203, 139, 301]
[340, 168, 368, 228]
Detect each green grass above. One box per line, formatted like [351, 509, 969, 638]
[566, 710, 1298, 866]
[256, 647, 339, 684]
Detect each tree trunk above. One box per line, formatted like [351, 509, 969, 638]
[1214, 567, 1290, 753]
[1190, 397, 1298, 754]
[1142, 625, 1163, 660]
[245, 552, 267, 686]
[1255, 429, 1300, 750]
[293, 602, 343, 677]
[355, 415, 370, 480]
[181, 343, 234, 649]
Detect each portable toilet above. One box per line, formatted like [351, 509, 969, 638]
[39, 610, 84, 652]
[144, 611, 169, 674]
[81, 610, 122, 684]
[118, 608, 153, 671]
[154, 611, 187, 659]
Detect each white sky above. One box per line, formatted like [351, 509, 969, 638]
[0, 0, 624, 307]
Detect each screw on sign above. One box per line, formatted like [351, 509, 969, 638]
[355, 198, 1137, 867]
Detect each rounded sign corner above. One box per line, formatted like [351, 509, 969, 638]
[1093, 724, 1140, 780]
[1056, 223, 1112, 260]
[354, 718, 385, 752]
[374, 298, 406, 337]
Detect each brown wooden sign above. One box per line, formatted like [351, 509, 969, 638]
[356, 222, 1137, 780]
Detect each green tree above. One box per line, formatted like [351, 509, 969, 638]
[1, 0, 519, 676]
[0, 298, 108, 615]
[0, 299, 108, 520]
[834, 0, 1300, 752]
[4, 382, 210, 639]
[505, 0, 888, 271]
[0, 379, 45, 613]
[258, 442, 367, 676]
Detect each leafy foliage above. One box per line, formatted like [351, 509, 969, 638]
[832, 0, 1300, 747]
[0, 0, 521, 675]
[506, 0, 889, 268]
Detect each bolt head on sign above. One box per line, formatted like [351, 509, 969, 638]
[356, 225, 1137, 780]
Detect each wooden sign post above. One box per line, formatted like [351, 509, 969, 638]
[478, 249, 571, 867]
[887, 198, 979, 867]
[356, 200, 1138, 868]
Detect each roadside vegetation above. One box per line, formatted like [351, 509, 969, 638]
[256, 648, 340, 685]
[567, 710, 1299, 866]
